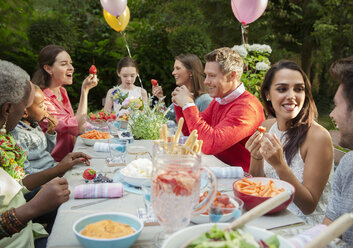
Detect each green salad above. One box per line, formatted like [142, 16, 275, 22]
[187, 225, 280, 248]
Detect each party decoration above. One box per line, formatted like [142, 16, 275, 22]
[103, 7, 130, 32]
[231, 0, 268, 25]
[100, 0, 127, 17]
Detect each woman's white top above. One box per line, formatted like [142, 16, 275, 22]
[264, 122, 333, 225]
[113, 86, 142, 113]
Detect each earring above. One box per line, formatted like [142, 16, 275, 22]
[266, 98, 270, 101]
[0, 120, 6, 135]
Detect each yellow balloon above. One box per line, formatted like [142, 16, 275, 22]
[103, 6, 130, 32]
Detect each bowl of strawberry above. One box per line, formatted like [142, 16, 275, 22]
[191, 191, 243, 224]
[87, 110, 117, 129]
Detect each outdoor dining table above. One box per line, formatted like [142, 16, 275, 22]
[47, 137, 308, 248]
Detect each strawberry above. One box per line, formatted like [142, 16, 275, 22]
[83, 169, 96, 180]
[151, 79, 158, 86]
[89, 65, 97, 74]
[110, 113, 117, 120]
[257, 126, 266, 133]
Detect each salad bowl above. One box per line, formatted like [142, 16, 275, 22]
[162, 223, 294, 248]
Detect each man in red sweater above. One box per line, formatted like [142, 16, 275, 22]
[172, 47, 265, 172]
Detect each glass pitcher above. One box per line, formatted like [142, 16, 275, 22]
[151, 142, 217, 235]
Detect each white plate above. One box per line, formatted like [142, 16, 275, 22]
[162, 223, 295, 248]
[191, 197, 241, 224]
[120, 172, 150, 187]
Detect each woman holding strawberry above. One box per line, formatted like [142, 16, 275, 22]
[32, 45, 98, 161]
[152, 53, 213, 121]
[103, 57, 148, 114]
[245, 60, 333, 224]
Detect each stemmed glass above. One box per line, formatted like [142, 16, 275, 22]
[151, 142, 217, 247]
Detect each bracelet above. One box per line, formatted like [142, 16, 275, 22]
[251, 155, 263, 161]
[0, 208, 26, 238]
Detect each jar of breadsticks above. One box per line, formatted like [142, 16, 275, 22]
[150, 118, 217, 234]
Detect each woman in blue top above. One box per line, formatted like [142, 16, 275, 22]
[152, 54, 213, 120]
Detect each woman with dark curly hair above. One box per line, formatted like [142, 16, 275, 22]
[246, 60, 334, 224]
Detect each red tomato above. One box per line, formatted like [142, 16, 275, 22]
[83, 169, 96, 180]
[151, 79, 158, 86]
[89, 65, 97, 74]
[217, 194, 230, 205]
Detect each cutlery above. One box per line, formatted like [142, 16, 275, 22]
[182, 191, 290, 247]
[305, 212, 353, 248]
[71, 198, 111, 209]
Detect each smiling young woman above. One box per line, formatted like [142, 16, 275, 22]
[32, 45, 98, 161]
[246, 60, 334, 224]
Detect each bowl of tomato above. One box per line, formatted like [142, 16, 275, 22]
[191, 191, 244, 224]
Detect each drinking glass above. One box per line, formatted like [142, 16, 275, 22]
[151, 142, 217, 246]
[106, 138, 127, 166]
[107, 120, 120, 137]
[141, 179, 153, 218]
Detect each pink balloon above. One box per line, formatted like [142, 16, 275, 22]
[100, 0, 127, 17]
[231, 0, 268, 25]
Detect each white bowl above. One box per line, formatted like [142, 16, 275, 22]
[120, 172, 150, 187]
[81, 137, 111, 146]
[162, 223, 295, 248]
[191, 196, 243, 224]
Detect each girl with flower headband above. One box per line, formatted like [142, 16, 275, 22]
[104, 57, 148, 114]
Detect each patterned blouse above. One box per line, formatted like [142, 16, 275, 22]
[0, 133, 26, 181]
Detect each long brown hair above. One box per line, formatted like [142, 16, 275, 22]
[32, 45, 67, 89]
[261, 60, 318, 165]
[175, 54, 206, 98]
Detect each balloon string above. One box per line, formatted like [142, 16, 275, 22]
[120, 31, 144, 89]
[241, 23, 248, 45]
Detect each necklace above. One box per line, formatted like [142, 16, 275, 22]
[54, 89, 63, 102]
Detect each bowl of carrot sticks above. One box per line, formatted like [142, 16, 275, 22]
[233, 177, 295, 214]
[80, 130, 112, 146]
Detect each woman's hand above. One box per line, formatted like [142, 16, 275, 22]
[56, 152, 92, 176]
[259, 133, 285, 168]
[82, 74, 98, 92]
[46, 113, 58, 135]
[152, 85, 164, 99]
[245, 131, 264, 160]
[26, 177, 70, 218]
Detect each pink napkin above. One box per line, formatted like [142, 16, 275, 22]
[287, 224, 328, 247]
[74, 183, 124, 199]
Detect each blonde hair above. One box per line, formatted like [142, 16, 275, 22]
[205, 47, 243, 81]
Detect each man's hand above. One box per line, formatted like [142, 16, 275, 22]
[171, 85, 194, 108]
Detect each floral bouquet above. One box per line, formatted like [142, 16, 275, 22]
[118, 109, 130, 121]
[128, 96, 169, 140]
[232, 44, 272, 99]
[121, 97, 144, 112]
[111, 86, 129, 104]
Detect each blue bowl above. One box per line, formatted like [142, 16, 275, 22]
[73, 212, 143, 248]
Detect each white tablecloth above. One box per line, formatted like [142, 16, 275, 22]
[47, 138, 306, 248]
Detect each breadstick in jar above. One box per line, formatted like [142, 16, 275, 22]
[174, 117, 184, 144]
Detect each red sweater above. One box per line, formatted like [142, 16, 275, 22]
[175, 91, 265, 172]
